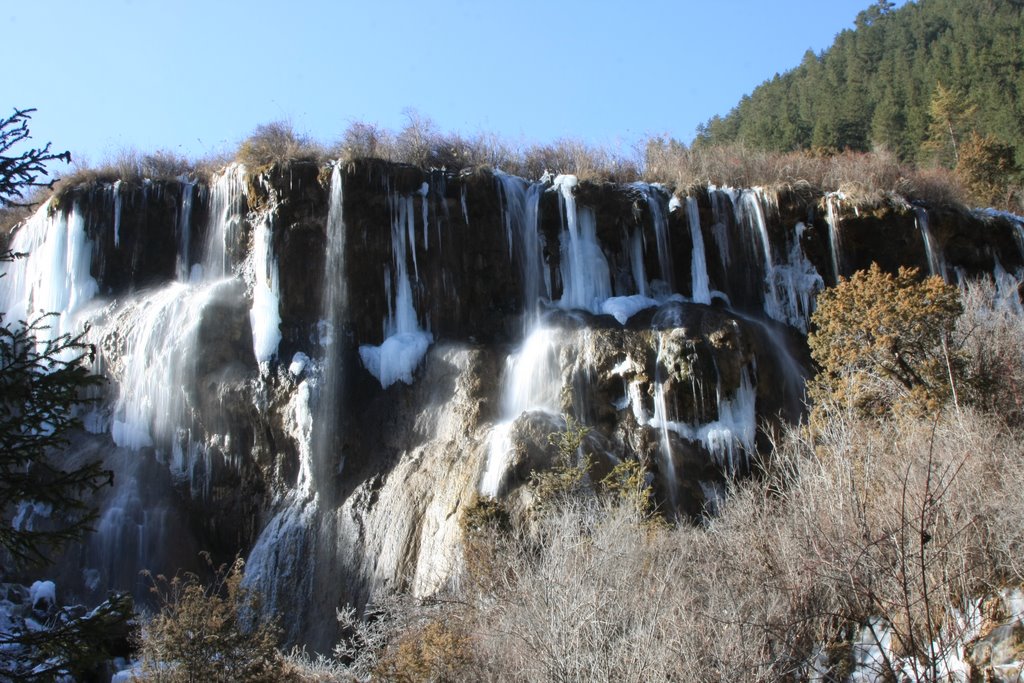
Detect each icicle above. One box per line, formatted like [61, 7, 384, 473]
[769, 222, 825, 332]
[0, 199, 99, 345]
[629, 228, 649, 298]
[708, 186, 735, 270]
[736, 189, 822, 331]
[553, 175, 612, 313]
[250, 217, 282, 364]
[650, 362, 758, 476]
[358, 188, 433, 388]
[112, 180, 123, 248]
[419, 182, 429, 250]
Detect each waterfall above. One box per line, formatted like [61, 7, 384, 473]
[176, 181, 196, 282]
[650, 360, 758, 479]
[651, 337, 680, 511]
[633, 183, 674, 290]
[481, 327, 563, 497]
[629, 227, 649, 298]
[686, 196, 712, 305]
[483, 175, 563, 496]
[708, 187, 735, 271]
[102, 282, 223, 452]
[358, 187, 433, 388]
[314, 163, 348, 485]
[825, 192, 844, 282]
[495, 172, 548, 330]
[201, 164, 247, 281]
[735, 189, 823, 331]
[916, 205, 949, 281]
[242, 165, 349, 647]
[112, 180, 123, 249]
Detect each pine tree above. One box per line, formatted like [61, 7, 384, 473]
[0, 108, 130, 681]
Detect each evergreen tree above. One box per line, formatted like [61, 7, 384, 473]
[0, 108, 130, 681]
[696, 0, 1024, 167]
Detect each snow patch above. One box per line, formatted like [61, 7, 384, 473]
[359, 331, 433, 388]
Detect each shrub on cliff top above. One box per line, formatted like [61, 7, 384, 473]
[236, 121, 324, 171]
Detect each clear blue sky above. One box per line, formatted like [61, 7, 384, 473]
[4, 0, 908, 166]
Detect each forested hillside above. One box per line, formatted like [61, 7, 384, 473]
[695, 0, 1024, 167]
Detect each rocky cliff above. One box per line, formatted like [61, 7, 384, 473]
[2, 159, 1022, 649]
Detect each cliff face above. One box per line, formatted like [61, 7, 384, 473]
[3, 159, 1022, 649]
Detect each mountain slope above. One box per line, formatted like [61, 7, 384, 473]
[695, 0, 1024, 163]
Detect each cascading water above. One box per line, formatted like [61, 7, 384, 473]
[13, 155, 1021, 657]
[685, 196, 712, 305]
[824, 192, 845, 282]
[112, 180, 123, 249]
[201, 164, 247, 281]
[650, 356, 758, 481]
[481, 327, 563, 497]
[633, 183, 675, 291]
[495, 172, 547, 331]
[628, 227, 649, 298]
[915, 205, 949, 281]
[242, 164, 348, 647]
[176, 181, 196, 282]
[708, 187, 734, 271]
[735, 189, 823, 331]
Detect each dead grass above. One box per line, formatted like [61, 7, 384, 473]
[235, 121, 325, 171]
[644, 138, 970, 208]
[330, 112, 640, 182]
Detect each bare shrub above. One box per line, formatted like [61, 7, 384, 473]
[643, 137, 973, 209]
[445, 401, 1024, 681]
[236, 121, 324, 170]
[334, 121, 392, 162]
[515, 139, 640, 183]
[472, 499, 682, 682]
[900, 164, 967, 207]
[958, 277, 1024, 426]
[134, 556, 295, 683]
